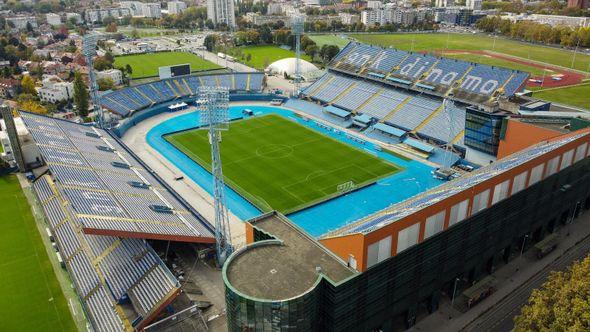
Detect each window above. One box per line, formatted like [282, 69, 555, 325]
[367, 235, 392, 268]
[574, 143, 588, 164]
[472, 189, 490, 214]
[492, 180, 510, 204]
[424, 211, 446, 239]
[560, 149, 574, 170]
[449, 199, 469, 227]
[396, 223, 420, 254]
[511, 171, 528, 195]
[529, 164, 544, 186]
[546, 156, 560, 177]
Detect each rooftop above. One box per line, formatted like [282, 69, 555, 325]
[225, 212, 355, 301]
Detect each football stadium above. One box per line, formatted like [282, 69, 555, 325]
[3, 40, 590, 332]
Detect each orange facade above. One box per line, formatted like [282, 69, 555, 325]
[321, 129, 590, 272]
[497, 119, 562, 159]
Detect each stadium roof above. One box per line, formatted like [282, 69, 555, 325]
[33, 175, 179, 331]
[323, 130, 590, 237]
[20, 112, 215, 243]
[373, 123, 406, 137]
[324, 105, 350, 118]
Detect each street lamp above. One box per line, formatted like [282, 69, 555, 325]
[451, 277, 460, 306]
[520, 234, 529, 257]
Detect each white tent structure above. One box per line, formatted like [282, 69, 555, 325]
[266, 58, 319, 79]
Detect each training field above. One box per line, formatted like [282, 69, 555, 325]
[533, 84, 590, 110]
[0, 176, 76, 331]
[165, 114, 401, 214]
[229, 45, 312, 70]
[114, 52, 221, 78]
[308, 34, 351, 48]
[348, 33, 590, 74]
[440, 51, 548, 76]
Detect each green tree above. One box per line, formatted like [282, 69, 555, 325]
[204, 34, 217, 52]
[125, 64, 133, 75]
[97, 77, 114, 91]
[21, 75, 36, 95]
[515, 254, 590, 331]
[73, 72, 89, 117]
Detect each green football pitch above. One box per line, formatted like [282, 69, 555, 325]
[165, 114, 401, 214]
[0, 176, 76, 331]
[114, 52, 221, 78]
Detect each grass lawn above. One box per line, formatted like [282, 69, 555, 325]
[0, 176, 76, 331]
[229, 45, 312, 70]
[440, 52, 549, 76]
[533, 84, 590, 110]
[308, 34, 352, 49]
[350, 33, 590, 73]
[114, 52, 221, 78]
[165, 114, 401, 214]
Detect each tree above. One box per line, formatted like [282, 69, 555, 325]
[17, 94, 47, 115]
[320, 44, 340, 62]
[73, 72, 89, 117]
[125, 64, 132, 75]
[97, 77, 114, 91]
[204, 34, 217, 52]
[21, 75, 36, 96]
[514, 254, 590, 331]
[105, 22, 118, 33]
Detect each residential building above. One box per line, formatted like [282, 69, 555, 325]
[207, 0, 236, 27]
[435, 0, 455, 7]
[244, 13, 288, 26]
[339, 12, 360, 25]
[568, 0, 589, 9]
[97, 69, 123, 85]
[302, 0, 332, 6]
[36, 76, 74, 103]
[267, 2, 284, 15]
[85, 8, 131, 24]
[366, 0, 383, 9]
[46, 13, 61, 26]
[501, 13, 590, 28]
[143, 3, 162, 18]
[66, 12, 83, 24]
[466, 0, 482, 10]
[361, 9, 383, 26]
[5, 16, 37, 31]
[362, 7, 430, 26]
[0, 79, 21, 99]
[168, 1, 187, 14]
[435, 7, 475, 26]
[121, 1, 162, 18]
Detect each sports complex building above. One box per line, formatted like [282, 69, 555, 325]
[8, 42, 590, 331]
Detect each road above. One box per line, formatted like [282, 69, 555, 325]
[462, 233, 590, 332]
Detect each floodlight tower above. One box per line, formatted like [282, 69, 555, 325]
[199, 86, 233, 266]
[443, 98, 455, 167]
[291, 15, 305, 96]
[82, 34, 104, 128]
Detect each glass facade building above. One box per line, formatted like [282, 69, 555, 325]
[464, 106, 506, 156]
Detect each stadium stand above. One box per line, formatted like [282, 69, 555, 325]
[101, 72, 265, 117]
[327, 131, 590, 236]
[302, 73, 466, 146]
[328, 42, 528, 99]
[33, 175, 179, 331]
[20, 112, 215, 243]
